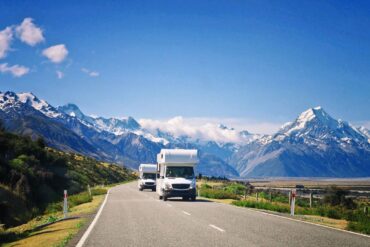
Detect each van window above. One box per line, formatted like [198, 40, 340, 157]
[142, 173, 156, 179]
[166, 167, 194, 179]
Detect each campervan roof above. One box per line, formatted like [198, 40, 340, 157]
[157, 149, 198, 164]
[139, 164, 157, 173]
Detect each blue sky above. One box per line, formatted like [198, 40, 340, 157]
[0, 0, 369, 133]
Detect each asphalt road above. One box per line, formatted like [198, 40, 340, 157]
[81, 182, 369, 247]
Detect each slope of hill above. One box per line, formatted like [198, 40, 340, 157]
[0, 125, 136, 227]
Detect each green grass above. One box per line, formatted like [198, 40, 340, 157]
[233, 200, 290, 213]
[200, 188, 239, 200]
[91, 188, 107, 196]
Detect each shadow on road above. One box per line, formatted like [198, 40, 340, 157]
[166, 198, 212, 203]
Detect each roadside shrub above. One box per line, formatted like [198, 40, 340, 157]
[200, 189, 239, 200]
[347, 213, 370, 234]
[200, 184, 212, 189]
[44, 202, 62, 214]
[69, 192, 92, 207]
[326, 208, 342, 219]
[225, 183, 246, 195]
[91, 188, 107, 196]
[233, 200, 290, 213]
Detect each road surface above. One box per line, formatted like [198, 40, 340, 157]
[80, 182, 369, 247]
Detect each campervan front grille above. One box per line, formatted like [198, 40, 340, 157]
[172, 184, 190, 189]
[145, 182, 155, 185]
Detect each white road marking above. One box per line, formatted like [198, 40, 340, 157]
[208, 199, 370, 239]
[166, 204, 172, 207]
[182, 211, 191, 216]
[76, 188, 111, 247]
[209, 224, 225, 232]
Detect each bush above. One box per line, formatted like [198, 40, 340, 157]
[326, 208, 342, 219]
[233, 200, 290, 213]
[200, 188, 239, 200]
[91, 188, 107, 196]
[225, 183, 246, 195]
[44, 202, 63, 214]
[347, 213, 370, 234]
[200, 183, 212, 189]
[68, 192, 92, 207]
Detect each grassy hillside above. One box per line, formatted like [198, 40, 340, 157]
[0, 124, 136, 227]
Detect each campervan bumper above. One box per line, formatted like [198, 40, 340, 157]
[163, 188, 196, 198]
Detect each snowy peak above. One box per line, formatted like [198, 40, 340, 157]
[0, 91, 62, 118]
[274, 106, 368, 145]
[357, 126, 370, 142]
[57, 103, 85, 119]
[58, 103, 141, 135]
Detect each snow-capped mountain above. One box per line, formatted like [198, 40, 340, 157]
[230, 107, 370, 177]
[1, 91, 369, 178]
[0, 91, 62, 118]
[271, 106, 368, 146]
[58, 103, 140, 134]
[358, 126, 370, 142]
[0, 91, 239, 177]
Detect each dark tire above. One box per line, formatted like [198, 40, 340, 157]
[159, 195, 163, 200]
[163, 196, 168, 201]
[182, 197, 188, 201]
[139, 188, 143, 191]
[191, 196, 196, 201]
[152, 188, 156, 192]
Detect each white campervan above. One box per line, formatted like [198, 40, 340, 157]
[156, 149, 198, 201]
[138, 164, 157, 191]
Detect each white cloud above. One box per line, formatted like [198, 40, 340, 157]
[42, 44, 68, 63]
[15, 18, 44, 46]
[81, 67, 99, 77]
[0, 27, 13, 59]
[56, 70, 64, 79]
[0, 63, 29, 77]
[139, 116, 282, 143]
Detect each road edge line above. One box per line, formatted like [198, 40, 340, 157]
[75, 188, 111, 247]
[201, 197, 370, 239]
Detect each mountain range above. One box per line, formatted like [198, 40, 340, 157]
[1, 91, 369, 178]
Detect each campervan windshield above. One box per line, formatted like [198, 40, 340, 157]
[142, 173, 156, 180]
[166, 167, 194, 179]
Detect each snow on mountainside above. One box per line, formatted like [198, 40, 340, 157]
[0, 91, 62, 118]
[0, 92, 240, 177]
[272, 106, 368, 145]
[1, 91, 370, 178]
[230, 106, 370, 178]
[358, 126, 370, 142]
[58, 103, 169, 144]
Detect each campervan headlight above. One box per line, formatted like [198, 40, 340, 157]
[190, 179, 196, 189]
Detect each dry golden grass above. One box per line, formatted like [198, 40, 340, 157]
[4, 190, 107, 247]
[4, 218, 84, 247]
[200, 197, 236, 204]
[197, 179, 224, 187]
[297, 215, 348, 230]
[249, 179, 370, 189]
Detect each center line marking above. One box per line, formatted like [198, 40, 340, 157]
[182, 211, 191, 216]
[209, 224, 225, 232]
